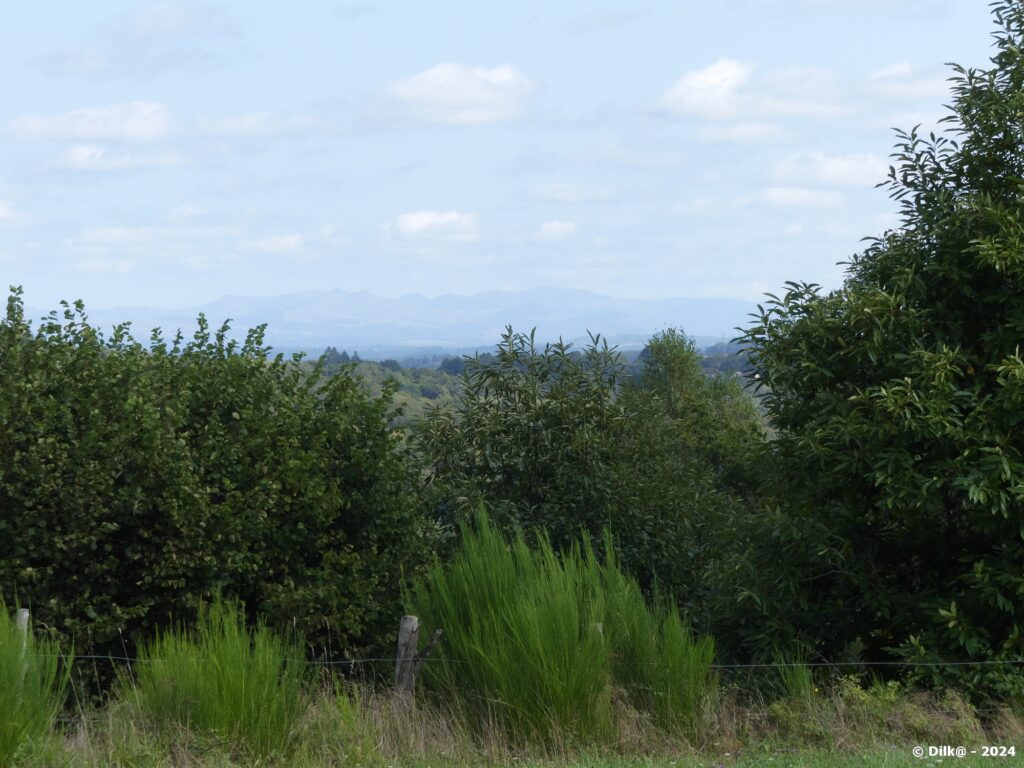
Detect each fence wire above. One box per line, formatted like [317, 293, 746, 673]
[38, 653, 1024, 670]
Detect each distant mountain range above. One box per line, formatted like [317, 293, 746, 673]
[30, 288, 758, 358]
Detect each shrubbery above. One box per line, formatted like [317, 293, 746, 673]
[0, 289, 430, 662]
[734, 0, 1024, 693]
[406, 512, 716, 743]
[414, 327, 767, 620]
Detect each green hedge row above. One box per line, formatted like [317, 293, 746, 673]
[0, 288, 430, 662]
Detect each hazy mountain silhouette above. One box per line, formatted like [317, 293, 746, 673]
[40, 288, 757, 355]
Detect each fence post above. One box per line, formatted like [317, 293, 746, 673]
[394, 616, 444, 697]
[15, 608, 30, 654]
[15, 608, 30, 683]
[394, 615, 420, 696]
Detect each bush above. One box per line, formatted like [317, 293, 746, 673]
[414, 327, 767, 619]
[0, 604, 69, 764]
[734, 1, 1024, 692]
[0, 289, 431, 666]
[406, 512, 716, 744]
[128, 599, 308, 759]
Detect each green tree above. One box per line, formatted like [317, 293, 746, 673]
[414, 327, 767, 617]
[737, 0, 1024, 696]
[0, 290, 430, 668]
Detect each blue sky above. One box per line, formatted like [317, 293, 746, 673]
[0, 1, 997, 309]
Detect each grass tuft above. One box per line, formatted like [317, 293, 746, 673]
[126, 598, 308, 760]
[407, 511, 716, 745]
[0, 604, 69, 764]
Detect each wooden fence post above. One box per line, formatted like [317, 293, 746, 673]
[394, 615, 420, 695]
[394, 615, 444, 697]
[15, 608, 30, 654]
[15, 608, 30, 681]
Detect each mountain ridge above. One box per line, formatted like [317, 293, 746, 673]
[25, 287, 757, 355]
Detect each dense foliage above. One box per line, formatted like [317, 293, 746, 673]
[737, 0, 1024, 695]
[414, 327, 767, 615]
[0, 289, 429, 661]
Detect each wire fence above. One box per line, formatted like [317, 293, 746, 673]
[39, 652, 1024, 670]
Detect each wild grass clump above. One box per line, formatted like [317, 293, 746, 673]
[407, 512, 716, 745]
[0, 604, 69, 764]
[126, 598, 308, 760]
[408, 513, 612, 743]
[601, 539, 715, 736]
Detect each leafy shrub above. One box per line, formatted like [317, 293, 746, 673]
[414, 327, 767, 620]
[0, 289, 430, 665]
[0, 604, 69, 764]
[128, 599, 308, 759]
[734, 1, 1024, 691]
[406, 512, 716, 744]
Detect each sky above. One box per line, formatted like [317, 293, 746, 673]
[0, 0, 1000, 310]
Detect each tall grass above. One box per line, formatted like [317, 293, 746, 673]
[0, 604, 69, 764]
[602, 546, 715, 735]
[409, 513, 612, 743]
[127, 598, 308, 759]
[776, 649, 816, 703]
[407, 512, 716, 744]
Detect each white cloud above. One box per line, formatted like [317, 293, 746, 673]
[336, 3, 376, 20]
[661, 59, 844, 127]
[564, 8, 650, 33]
[240, 234, 305, 253]
[387, 64, 533, 125]
[72, 225, 235, 247]
[870, 62, 914, 80]
[197, 113, 330, 138]
[530, 182, 612, 203]
[810, 153, 888, 187]
[535, 220, 578, 241]
[9, 102, 173, 142]
[394, 210, 479, 241]
[167, 203, 207, 223]
[111, 2, 219, 41]
[198, 113, 283, 137]
[675, 196, 749, 218]
[572, 140, 685, 168]
[0, 199, 26, 225]
[696, 122, 785, 143]
[865, 62, 949, 99]
[35, 3, 234, 78]
[775, 152, 889, 187]
[661, 58, 755, 120]
[760, 186, 842, 209]
[62, 144, 183, 171]
[871, 77, 949, 100]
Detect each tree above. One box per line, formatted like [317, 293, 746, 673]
[414, 327, 767, 615]
[0, 290, 431, 667]
[737, 0, 1024, 696]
